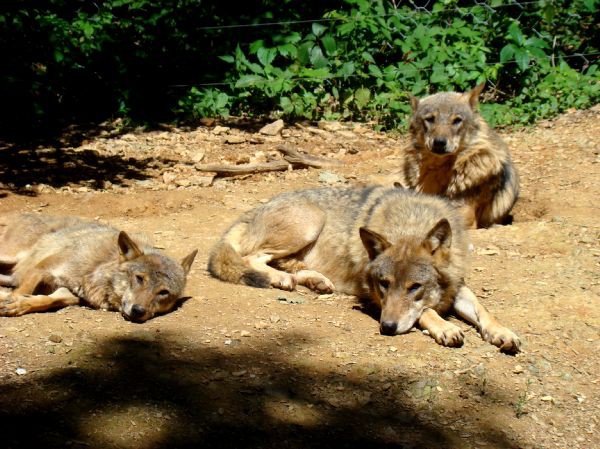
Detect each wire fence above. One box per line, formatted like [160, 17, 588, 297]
[167, 0, 599, 90]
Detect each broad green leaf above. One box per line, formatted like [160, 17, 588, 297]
[219, 55, 234, 63]
[277, 43, 297, 59]
[257, 47, 276, 67]
[499, 44, 515, 63]
[368, 64, 382, 77]
[309, 46, 328, 69]
[507, 22, 524, 46]
[235, 74, 265, 89]
[361, 51, 375, 63]
[337, 61, 355, 78]
[312, 22, 327, 37]
[515, 50, 530, 71]
[321, 35, 336, 56]
[354, 87, 370, 109]
[280, 96, 293, 113]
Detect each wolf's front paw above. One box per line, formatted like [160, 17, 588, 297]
[272, 274, 297, 291]
[296, 270, 335, 293]
[0, 296, 28, 317]
[430, 322, 464, 347]
[482, 325, 521, 353]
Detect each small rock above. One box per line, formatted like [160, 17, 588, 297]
[48, 334, 62, 343]
[224, 339, 232, 345]
[248, 136, 265, 144]
[175, 179, 191, 187]
[15, 368, 27, 376]
[389, 346, 398, 353]
[240, 330, 251, 337]
[269, 314, 280, 323]
[336, 130, 358, 139]
[225, 135, 246, 144]
[319, 171, 346, 184]
[191, 151, 206, 163]
[318, 121, 344, 132]
[212, 125, 230, 135]
[163, 172, 177, 184]
[513, 364, 525, 374]
[352, 125, 370, 134]
[259, 119, 284, 136]
[189, 175, 214, 187]
[121, 133, 137, 141]
[277, 296, 305, 304]
[199, 117, 215, 127]
[477, 246, 500, 256]
[540, 395, 555, 402]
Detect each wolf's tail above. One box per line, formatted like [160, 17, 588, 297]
[207, 239, 270, 288]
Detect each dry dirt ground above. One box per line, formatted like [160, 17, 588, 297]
[0, 107, 598, 449]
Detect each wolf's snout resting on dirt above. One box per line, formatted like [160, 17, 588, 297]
[0, 213, 197, 322]
[208, 186, 521, 353]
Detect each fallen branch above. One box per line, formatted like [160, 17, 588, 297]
[195, 144, 343, 177]
[276, 144, 343, 168]
[195, 160, 289, 176]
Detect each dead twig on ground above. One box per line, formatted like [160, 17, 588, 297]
[194, 144, 343, 177]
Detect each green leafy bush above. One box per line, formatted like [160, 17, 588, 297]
[1, 0, 598, 134]
[179, 0, 599, 128]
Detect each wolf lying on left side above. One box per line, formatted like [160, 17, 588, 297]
[0, 213, 197, 322]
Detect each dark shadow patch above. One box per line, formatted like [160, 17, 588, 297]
[0, 137, 177, 195]
[0, 331, 520, 449]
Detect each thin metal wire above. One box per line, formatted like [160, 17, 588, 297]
[168, 52, 600, 88]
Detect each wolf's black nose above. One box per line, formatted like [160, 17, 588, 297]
[432, 137, 447, 153]
[380, 321, 398, 336]
[130, 304, 146, 320]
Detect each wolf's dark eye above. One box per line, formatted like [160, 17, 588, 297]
[135, 274, 144, 285]
[452, 116, 463, 125]
[379, 279, 390, 291]
[424, 116, 435, 125]
[407, 283, 422, 294]
[158, 289, 170, 297]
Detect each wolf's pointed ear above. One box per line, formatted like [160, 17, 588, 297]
[360, 227, 391, 260]
[424, 219, 452, 255]
[118, 231, 143, 261]
[181, 249, 198, 275]
[464, 82, 486, 110]
[409, 94, 419, 111]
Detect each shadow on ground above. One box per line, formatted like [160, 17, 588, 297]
[0, 332, 519, 449]
[0, 138, 175, 195]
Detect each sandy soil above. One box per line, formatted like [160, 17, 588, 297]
[0, 107, 599, 449]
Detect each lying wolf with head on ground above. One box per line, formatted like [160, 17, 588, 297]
[0, 213, 197, 322]
[400, 82, 519, 228]
[208, 186, 520, 352]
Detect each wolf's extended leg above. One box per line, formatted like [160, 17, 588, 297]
[0, 287, 80, 317]
[295, 270, 334, 293]
[242, 202, 327, 291]
[418, 308, 464, 347]
[453, 285, 521, 353]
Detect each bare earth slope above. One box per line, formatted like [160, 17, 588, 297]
[1, 107, 598, 449]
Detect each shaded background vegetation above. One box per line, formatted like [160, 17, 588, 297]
[1, 0, 598, 137]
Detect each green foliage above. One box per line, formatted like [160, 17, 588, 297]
[179, 0, 599, 128]
[1, 0, 598, 134]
